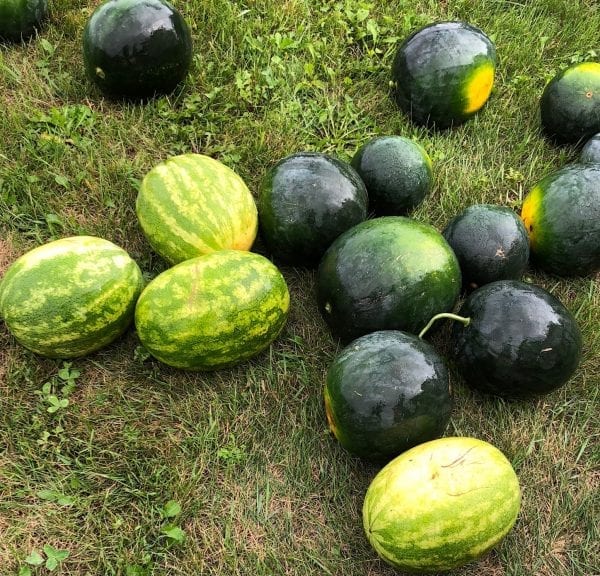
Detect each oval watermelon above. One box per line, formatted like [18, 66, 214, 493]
[324, 330, 451, 462]
[82, 0, 193, 99]
[316, 216, 461, 342]
[0, 0, 47, 41]
[0, 236, 144, 358]
[136, 154, 258, 265]
[363, 436, 521, 573]
[134, 250, 290, 370]
[391, 21, 497, 128]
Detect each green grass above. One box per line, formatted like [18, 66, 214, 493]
[1, 0, 599, 574]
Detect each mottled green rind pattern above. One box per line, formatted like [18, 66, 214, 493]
[451, 280, 582, 397]
[523, 164, 600, 276]
[580, 133, 600, 163]
[134, 250, 290, 370]
[363, 437, 521, 573]
[136, 153, 258, 265]
[316, 216, 461, 342]
[0, 0, 47, 41]
[540, 62, 600, 144]
[82, 0, 192, 98]
[391, 21, 496, 128]
[258, 152, 368, 267]
[324, 330, 451, 461]
[442, 204, 530, 290]
[351, 136, 433, 215]
[0, 236, 144, 358]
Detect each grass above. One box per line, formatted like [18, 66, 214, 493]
[0, 0, 599, 574]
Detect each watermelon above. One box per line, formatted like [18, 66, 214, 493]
[540, 61, 600, 144]
[316, 216, 461, 342]
[450, 280, 582, 398]
[82, 0, 193, 99]
[0, 0, 47, 41]
[442, 204, 530, 290]
[520, 163, 600, 276]
[350, 136, 433, 215]
[0, 236, 143, 358]
[363, 436, 521, 573]
[136, 153, 258, 265]
[324, 330, 451, 462]
[134, 250, 289, 370]
[580, 132, 600, 163]
[257, 152, 368, 267]
[391, 21, 497, 128]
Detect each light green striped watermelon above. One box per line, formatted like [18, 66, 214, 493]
[136, 153, 258, 265]
[0, 236, 144, 358]
[363, 436, 521, 573]
[134, 249, 289, 370]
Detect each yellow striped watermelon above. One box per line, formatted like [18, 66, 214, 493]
[0, 236, 144, 358]
[134, 250, 289, 370]
[136, 154, 258, 265]
[363, 436, 521, 573]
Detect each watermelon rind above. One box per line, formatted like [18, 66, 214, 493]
[0, 0, 48, 41]
[134, 250, 290, 370]
[136, 153, 258, 265]
[0, 236, 144, 358]
[362, 436, 521, 573]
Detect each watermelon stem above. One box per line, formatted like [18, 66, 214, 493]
[418, 313, 470, 339]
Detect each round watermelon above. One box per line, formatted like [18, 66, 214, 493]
[520, 163, 600, 276]
[391, 21, 497, 128]
[257, 152, 368, 267]
[580, 132, 600, 163]
[0, 236, 144, 358]
[540, 61, 600, 144]
[442, 204, 530, 290]
[134, 250, 290, 370]
[136, 153, 258, 265]
[350, 136, 433, 215]
[82, 0, 193, 99]
[363, 436, 521, 573]
[316, 216, 461, 342]
[324, 330, 451, 462]
[0, 0, 47, 41]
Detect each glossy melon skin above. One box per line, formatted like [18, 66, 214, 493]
[363, 437, 521, 573]
[580, 133, 600, 163]
[324, 330, 451, 462]
[0, 236, 144, 358]
[136, 153, 258, 265]
[316, 216, 461, 342]
[0, 0, 47, 41]
[258, 152, 368, 267]
[520, 163, 600, 276]
[350, 136, 433, 215]
[134, 250, 290, 371]
[540, 62, 600, 144]
[391, 21, 496, 128]
[443, 204, 530, 290]
[82, 0, 193, 99]
[451, 280, 582, 398]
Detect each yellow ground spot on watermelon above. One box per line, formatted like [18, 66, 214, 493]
[564, 61, 600, 77]
[520, 185, 543, 248]
[463, 63, 495, 114]
[323, 388, 341, 439]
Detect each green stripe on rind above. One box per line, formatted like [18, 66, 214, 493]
[0, 236, 144, 358]
[134, 250, 289, 370]
[362, 437, 521, 573]
[136, 154, 258, 264]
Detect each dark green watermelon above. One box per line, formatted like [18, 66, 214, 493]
[324, 330, 451, 462]
[0, 0, 47, 41]
[451, 280, 582, 398]
[82, 0, 193, 99]
[258, 152, 368, 267]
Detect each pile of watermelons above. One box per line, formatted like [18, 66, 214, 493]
[0, 0, 599, 573]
